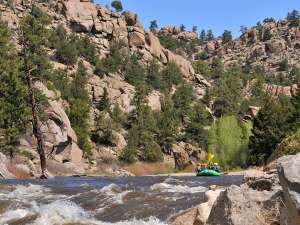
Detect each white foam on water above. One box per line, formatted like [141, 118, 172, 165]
[2, 184, 49, 199]
[150, 182, 207, 193]
[0, 199, 167, 225]
[0, 209, 31, 224]
[98, 183, 131, 204]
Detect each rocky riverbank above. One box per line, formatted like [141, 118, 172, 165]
[171, 153, 300, 225]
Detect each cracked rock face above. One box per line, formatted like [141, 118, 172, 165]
[278, 153, 300, 225]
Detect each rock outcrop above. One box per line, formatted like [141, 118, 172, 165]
[172, 189, 222, 225]
[278, 153, 300, 225]
[0, 153, 15, 179]
[171, 142, 206, 170]
[199, 21, 300, 77]
[21, 82, 83, 164]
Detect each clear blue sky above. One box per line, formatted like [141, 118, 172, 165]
[96, 0, 299, 37]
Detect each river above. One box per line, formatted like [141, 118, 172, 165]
[0, 175, 243, 225]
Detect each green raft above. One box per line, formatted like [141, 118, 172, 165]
[197, 169, 221, 176]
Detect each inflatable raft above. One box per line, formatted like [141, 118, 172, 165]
[197, 169, 221, 176]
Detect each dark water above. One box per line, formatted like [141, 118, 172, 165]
[0, 175, 243, 225]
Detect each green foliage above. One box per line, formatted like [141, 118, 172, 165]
[157, 98, 180, 151]
[269, 130, 300, 161]
[124, 54, 146, 86]
[195, 51, 209, 60]
[208, 116, 252, 168]
[248, 96, 293, 165]
[120, 87, 163, 163]
[146, 59, 162, 90]
[68, 62, 92, 157]
[291, 88, 300, 130]
[111, 0, 123, 12]
[180, 24, 186, 32]
[172, 83, 194, 118]
[212, 67, 243, 117]
[21, 12, 53, 80]
[263, 17, 275, 23]
[210, 58, 224, 79]
[56, 39, 78, 65]
[222, 30, 233, 44]
[278, 59, 289, 72]
[286, 10, 300, 27]
[0, 20, 30, 157]
[262, 29, 273, 41]
[161, 62, 183, 90]
[76, 35, 97, 64]
[149, 20, 158, 33]
[184, 102, 212, 148]
[97, 87, 111, 112]
[194, 60, 211, 78]
[94, 41, 127, 76]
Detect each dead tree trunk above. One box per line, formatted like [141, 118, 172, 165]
[20, 31, 47, 179]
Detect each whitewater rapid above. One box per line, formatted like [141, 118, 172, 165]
[0, 175, 243, 225]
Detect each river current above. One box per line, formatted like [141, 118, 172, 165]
[0, 175, 243, 225]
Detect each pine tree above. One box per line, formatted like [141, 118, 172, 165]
[19, 8, 52, 178]
[248, 96, 292, 165]
[206, 29, 214, 41]
[149, 20, 158, 33]
[291, 88, 300, 130]
[0, 20, 30, 157]
[199, 29, 206, 42]
[111, 0, 123, 12]
[185, 102, 212, 148]
[98, 87, 111, 112]
[68, 62, 92, 157]
[222, 30, 233, 44]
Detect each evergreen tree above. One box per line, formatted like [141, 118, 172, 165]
[149, 20, 158, 33]
[192, 25, 198, 32]
[185, 102, 212, 148]
[0, 20, 30, 157]
[199, 29, 206, 42]
[291, 88, 300, 130]
[157, 97, 179, 153]
[121, 85, 162, 163]
[248, 96, 292, 165]
[97, 87, 111, 112]
[172, 83, 194, 120]
[68, 62, 92, 157]
[111, 0, 123, 12]
[222, 30, 233, 44]
[180, 24, 186, 32]
[206, 29, 214, 41]
[147, 59, 161, 90]
[19, 8, 53, 178]
[212, 68, 243, 117]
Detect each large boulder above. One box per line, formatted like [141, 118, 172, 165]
[0, 153, 15, 179]
[171, 143, 190, 170]
[87, 74, 135, 113]
[129, 31, 146, 47]
[147, 90, 161, 111]
[163, 49, 195, 78]
[278, 153, 300, 225]
[172, 189, 222, 225]
[207, 185, 281, 225]
[265, 38, 286, 54]
[30, 82, 83, 163]
[62, 0, 97, 32]
[145, 32, 163, 59]
[123, 11, 139, 26]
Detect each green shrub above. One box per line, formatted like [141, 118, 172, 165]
[56, 40, 78, 65]
[208, 116, 252, 169]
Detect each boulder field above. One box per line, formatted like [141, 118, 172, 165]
[171, 153, 300, 225]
